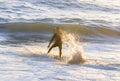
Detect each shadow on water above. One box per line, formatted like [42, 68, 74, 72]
[20, 54, 55, 62]
[108, 63, 120, 67]
[5, 33, 50, 45]
[83, 63, 120, 71]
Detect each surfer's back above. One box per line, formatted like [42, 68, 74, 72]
[53, 33, 62, 45]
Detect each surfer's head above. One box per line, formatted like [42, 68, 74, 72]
[55, 26, 63, 35]
[55, 26, 61, 30]
[55, 26, 61, 32]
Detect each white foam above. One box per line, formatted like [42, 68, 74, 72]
[0, 41, 119, 81]
[48, 30, 87, 64]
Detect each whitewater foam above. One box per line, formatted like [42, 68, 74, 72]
[47, 29, 87, 64]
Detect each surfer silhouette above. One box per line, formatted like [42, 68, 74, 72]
[47, 27, 62, 58]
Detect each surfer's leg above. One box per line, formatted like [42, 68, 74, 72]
[58, 45, 62, 58]
[47, 44, 56, 53]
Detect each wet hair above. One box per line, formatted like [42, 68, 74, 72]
[55, 26, 61, 30]
[55, 26, 62, 34]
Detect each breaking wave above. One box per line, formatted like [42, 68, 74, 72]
[1, 23, 120, 41]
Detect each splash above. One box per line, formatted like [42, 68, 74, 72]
[59, 29, 87, 64]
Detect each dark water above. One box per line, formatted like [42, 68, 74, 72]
[0, 23, 120, 45]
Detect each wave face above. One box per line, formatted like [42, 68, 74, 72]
[0, 23, 120, 44]
[0, 0, 120, 44]
[0, 0, 120, 29]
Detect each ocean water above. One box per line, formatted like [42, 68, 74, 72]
[0, 0, 120, 81]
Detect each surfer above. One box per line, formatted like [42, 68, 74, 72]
[47, 27, 62, 58]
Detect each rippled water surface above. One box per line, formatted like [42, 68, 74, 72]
[0, 0, 120, 81]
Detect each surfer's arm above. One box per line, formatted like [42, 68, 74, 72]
[48, 34, 56, 48]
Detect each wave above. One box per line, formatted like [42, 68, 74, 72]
[0, 22, 119, 44]
[1, 22, 120, 36]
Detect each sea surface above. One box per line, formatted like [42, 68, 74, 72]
[0, 0, 120, 81]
